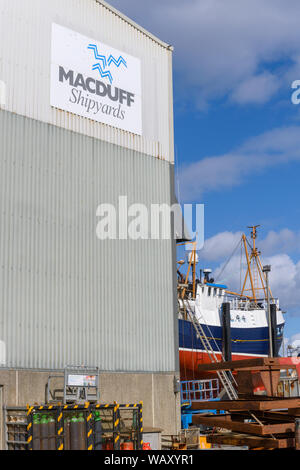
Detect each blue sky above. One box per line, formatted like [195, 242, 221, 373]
[109, 0, 300, 344]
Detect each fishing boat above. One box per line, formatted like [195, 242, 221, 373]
[177, 226, 285, 380]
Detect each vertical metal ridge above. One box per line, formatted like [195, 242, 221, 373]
[0, 110, 176, 372]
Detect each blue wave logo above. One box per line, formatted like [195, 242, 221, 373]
[87, 44, 127, 84]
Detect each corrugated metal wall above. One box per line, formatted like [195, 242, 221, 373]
[0, 109, 176, 371]
[0, 0, 174, 163]
[0, 0, 178, 372]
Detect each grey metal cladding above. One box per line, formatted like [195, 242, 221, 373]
[0, 110, 177, 372]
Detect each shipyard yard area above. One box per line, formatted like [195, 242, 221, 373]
[0, 0, 300, 455]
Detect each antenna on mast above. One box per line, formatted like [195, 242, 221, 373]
[247, 225, 260, 251]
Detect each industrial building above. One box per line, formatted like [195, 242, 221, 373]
[0, 0, 180, 448]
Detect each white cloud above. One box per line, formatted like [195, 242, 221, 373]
[259, 229, 300, 255]
[290, 333, 300, 346]
[200, 231, 243, 262]
[179, 125, 300, 200]
[279, 337, 289, 356]
[263, 254, 300, 310]
[230, 72, 281, 105]
[109, 0, 300, 107]
[201, 228, 300, 262]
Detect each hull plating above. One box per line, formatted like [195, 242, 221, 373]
[179, 318, 284, 379]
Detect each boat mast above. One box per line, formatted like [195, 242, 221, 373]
[177, 241, 197, 299]
[240, 225, 273, 303]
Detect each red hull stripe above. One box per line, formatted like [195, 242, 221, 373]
[179, 349, 267, 380]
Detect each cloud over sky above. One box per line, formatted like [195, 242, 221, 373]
[110, 0, 300, 107]
[109, 1, 300, 205]
[179, 125, 300, 200]
[109, 1, 300, 329]
[290, 333, 300, 348]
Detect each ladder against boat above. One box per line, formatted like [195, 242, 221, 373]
[179, 296, 238, 400]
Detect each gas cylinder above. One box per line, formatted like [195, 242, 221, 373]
[77, 412, 86, 450]
[64, 415, 71, 451]
[121, 440, 134, 450]
[70, 414, 79, 450]
[142, 442, 152, 450]
[104, 439, 114, 450]
[32, 414, 41, 450]
[94, 411, 103, 451]
[40, 414, 49, 451]
[48, 414, 56, 451]
[70, 413, 86, 450]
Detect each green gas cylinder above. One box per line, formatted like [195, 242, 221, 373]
[69, 412, 87, 450]
[64, 415, 71, 451]
[77, 412, 87, 450]
[69, 413, 77, 449]
[94, 411, 103, 451]
[70, 414, 80, 450]
[48, 414, 56, 451]
[32, 414, 41, 450]
[40, 414, 49, 451]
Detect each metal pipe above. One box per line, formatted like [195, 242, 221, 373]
[222, 303, 232, 362]
[263, 265, 273, 357]
[270, 303, 278, 357]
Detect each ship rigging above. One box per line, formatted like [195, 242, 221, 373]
[177, 226, 285, 381]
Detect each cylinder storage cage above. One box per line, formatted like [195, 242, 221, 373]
[25, 402, 144, 451]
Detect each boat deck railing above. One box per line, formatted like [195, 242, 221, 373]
[224, 297, 280, 311]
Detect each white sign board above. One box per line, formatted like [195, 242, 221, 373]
[67, 375, 97, 387]
[51, 24, 142, 135]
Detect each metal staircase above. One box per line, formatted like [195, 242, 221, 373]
[179, 296, 238, 400]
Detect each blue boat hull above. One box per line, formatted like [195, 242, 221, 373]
[179, 318, 284, 377]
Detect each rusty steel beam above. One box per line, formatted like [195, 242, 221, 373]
[206, 433, 295, 449]
[230, 410, 295, 423]
[191, 398, 300, 411]
[191, 415, 295, 435]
